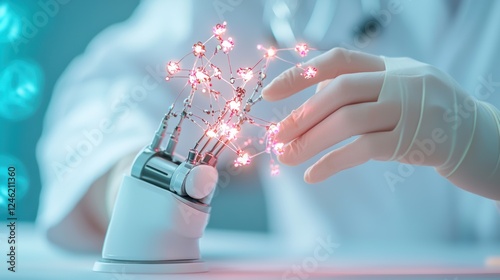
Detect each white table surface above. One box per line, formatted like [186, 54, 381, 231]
[2, 223, 500, 280]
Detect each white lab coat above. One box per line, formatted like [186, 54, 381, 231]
[36, 0, 500, 254]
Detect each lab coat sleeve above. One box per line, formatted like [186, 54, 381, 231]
[36, 0, 193, 251]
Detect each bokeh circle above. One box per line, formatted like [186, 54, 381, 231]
[0, 155, 30, 210]
[0, 59, 44, 121]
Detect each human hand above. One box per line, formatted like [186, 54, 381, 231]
[262, 48, 500, 199]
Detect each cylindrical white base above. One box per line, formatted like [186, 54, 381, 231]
[93, 259, 208, 274]
[95, 175, 211, 274]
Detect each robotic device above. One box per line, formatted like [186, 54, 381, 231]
[93, 21, 314, 274]
[93, 115, 219, 274]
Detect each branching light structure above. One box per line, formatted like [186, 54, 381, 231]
[95, 23, 317, 274]
[151, 22, 316, 176]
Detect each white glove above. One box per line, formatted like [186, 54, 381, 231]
[262, 48, 500, 200]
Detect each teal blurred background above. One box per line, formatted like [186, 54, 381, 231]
[0, 0, 268, 231]
[0, 0, 141, 220]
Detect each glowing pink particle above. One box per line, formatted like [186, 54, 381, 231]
[220, 123, 229, 131]
[302, 66, 317, 79]
[265, 47, 277, 58]
[189, 68, 211, 86]
[206, 129, 217, 138]
[166, 61, 180, 75]
[237, 67, 253, 81]
[189, 73, 197, 85]
[229, 100, 241, 111]
[213, 22, 227, 39]
[218, 123, 238, 140]
[227, 127, 239, 140]
[295, 43, 310, 57]
[268, 124, 279, 135]
[221, 37, 234, 53]
[272, 142, 284, 155]
[211, 64, 222, 79]
[219, 123, 229, 134]
[192, 41, 206, 57]
[270, 164, 280, 176]
[234, 152, 251, 167]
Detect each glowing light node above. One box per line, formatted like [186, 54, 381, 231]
[234, 152, 251, 167]
[188, 73, 197, 86]
[206, 129, 217, 138]
[268, 124, 279, 135]
[272, 142, 284, 155]
[229, 100, 241, 111]
[166, 61, 180, 75]
[189, 67, 211, 87]
[302, 66, 317, 79]
[219, 123, 230, 134]
[265, 47, 277, 58]
[192, 41, 206, 57]
[211, 64, 222, 79]
[221, 37, 234, 53]
[295, 43, 310, 57]
[237, 67, 253, 81]
[227, 127, 239, 140]
[213, 21, 227, 39]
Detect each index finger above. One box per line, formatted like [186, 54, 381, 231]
[262, 48, 385, 101]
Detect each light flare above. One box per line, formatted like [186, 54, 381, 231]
[295, 43, 310, 57]
[192, 41, 206, 57]
[302, 66, 317, 79]
[213, 21, 227, 39]
[234, 151, 251, 167]
[166, 61, 180, 75]
[237, 67, 253, 81]
[221, 37, 234, 53]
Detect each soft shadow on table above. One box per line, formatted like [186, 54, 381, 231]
[3, 223, 500, 280]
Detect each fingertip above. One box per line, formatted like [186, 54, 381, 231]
[304, 167, 314, 184]
[277, 154, 292, 165]
[261, 74, 285, 101]
[305, 163, 338, 184]
[261, 87, 275, 101]
[305, 165, 324, 184]
[277, 144, 303, 166]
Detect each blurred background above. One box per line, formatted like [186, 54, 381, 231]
[0, 0, 268, 232]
